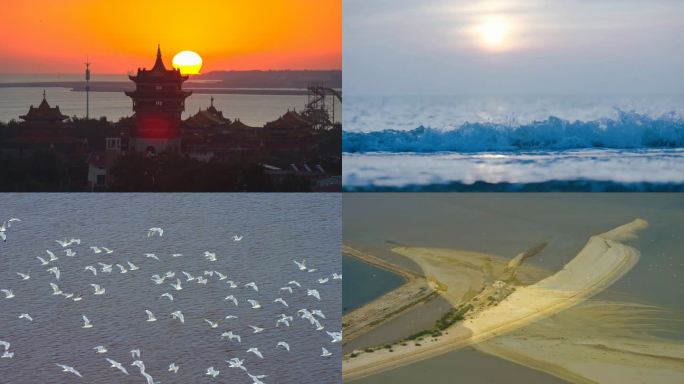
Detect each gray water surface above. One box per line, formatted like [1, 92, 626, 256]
[0, 193, 341, 384]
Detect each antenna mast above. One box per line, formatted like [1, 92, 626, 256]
[85, 58, 91, 119]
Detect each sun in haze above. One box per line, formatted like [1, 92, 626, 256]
[477, 16, 511, 51]
[172, 51, 203, 75]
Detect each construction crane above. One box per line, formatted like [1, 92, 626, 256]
[302, 85, 342, 130]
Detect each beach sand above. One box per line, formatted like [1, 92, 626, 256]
[343, 219, 648, 381]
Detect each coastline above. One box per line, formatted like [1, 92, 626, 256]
[342, 245, 436, 345]
[343, 219, 648, 381]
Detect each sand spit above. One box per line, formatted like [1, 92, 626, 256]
[342, 246, 435, 344]
[343, 219, 648, 381]
[475, 300, 684, 384]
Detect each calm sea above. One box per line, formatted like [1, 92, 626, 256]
[0, 74, 341, 127]
[0, 193, 341, 383]
[342, 255, 403, 314]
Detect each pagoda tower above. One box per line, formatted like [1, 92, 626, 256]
[125, 45, 192, 153]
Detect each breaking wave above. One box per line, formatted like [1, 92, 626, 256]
[343, 110, 684, 153]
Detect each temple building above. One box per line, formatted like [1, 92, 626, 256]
[125, 45, 191, 153]
[19, 90, 69, 128]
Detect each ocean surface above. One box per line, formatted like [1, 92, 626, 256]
[342, 95, 684, 191]
[342, 255, 403, 314]
[343, 193, 684, 383]
[0, 74, 343, 127]
[0, 194, 341, 384]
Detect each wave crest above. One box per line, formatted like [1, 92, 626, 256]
[343, 110, 684, 152]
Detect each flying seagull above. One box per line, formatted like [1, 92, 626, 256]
[55, 363, 83, 378]
[147, 227, 163, 237]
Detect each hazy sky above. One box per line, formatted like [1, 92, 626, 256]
[344, 0, 684, 95]
[0, 0, 340, 74]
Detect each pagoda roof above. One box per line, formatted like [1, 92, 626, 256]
[227, 119, 258, 130]
[129, 45, 188, 82]
[264, 110, 313, 130]
[19, 91, 69, 122]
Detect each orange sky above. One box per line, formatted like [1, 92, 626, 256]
[0, 0, 341, 74]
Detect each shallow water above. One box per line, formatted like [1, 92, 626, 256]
[0, 193, 341, 383]
[342, 255, 404, 314]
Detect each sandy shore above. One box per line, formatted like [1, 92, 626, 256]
[343, 219, 648, 381]
[342, 245, 435, 344]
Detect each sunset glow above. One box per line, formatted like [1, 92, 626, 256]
[0, 0, 341, 73]
[172, 51, 203, 75]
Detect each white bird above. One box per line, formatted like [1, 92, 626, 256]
[64, 249, 76, 257]
[160, 292, 174, 301]
[204, 319, 219, 328]
[147, 227, 163, 237]
[249, 325, 264, 333]
[170, 278, 182, 291]
[126, 261, 139, 271]
[150, 275, 166, 285]
[18, 313, 32, 322]
[206, 366, 220, 377]
[82, 315, 93, 328]
[168, 362, 179, 373]
[244, 282, 258, 292]
[224, 295, 238, 306]
[7, 218, 20, 226]
[247, 299, 261, 309]
[293, 259, 307, 271]
[90, 284, 105, 295]
[98, 263, 113, 273]
[0, 232, 5, 242]
[226, 280, 238, 288]
[0, 340, 10, 350]
[225, 315, 238, 320]
[131, 349, 141, 359]
[308, 268, 317, 273]
[318, 277, 329, 284]
[203, 270, 214, 277]
[276, 341, 290, 351]
[47, 266, 60, 280]
[102, 247, 113, 254]
[246, 347, 263, 359]
[226, 357, 245, 370]
[170, 310, 185, 323]
[248, 373, 268, 384]
[221, 331, 241, 343]
[232, 235, 243, 242]
[276, 317, 291, 328]
[181, 271, 195, 281]
[145, 253, 159, 260]
[145, 310, 157, 322]
[116, 264, 128, 273]
[55, 239, 70, 247]
[1, 289, 15, 298]
[327, 331, 342, 343]
[93, 345, 108, 354]
[1, 351, 14, 359]
[84, 265, 97, 275]
[312, 309, 326, 319]
[36, 256, 49, 266]
[46, 249, 58, 262]
[196, 276, 208, 285]
[106, 358, 129, 375]
[332, 273, 342, 280]
[171, 253, 183, 257]
[321, 347, 332, 357]
[215, 271, 227, 280]
[164, 271, 175, 278]
[273, 298, 288, 307]
[279, 286, 293, 294]
[307, 289, 321, 300]
[151, 275, 165, 284]
[204, 251, 217, 262]
[90, 246, 102, 254]
[50, 283, 62, 295]
[288, 280, 301, 287]
[55, 363, 82, 378]
[70, 238, 81, 245]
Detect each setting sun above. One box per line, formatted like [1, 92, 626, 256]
[479, 16, 510, 49]
[172, 51, 203, 75]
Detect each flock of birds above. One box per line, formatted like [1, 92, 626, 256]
[0, 219, 342, 383]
